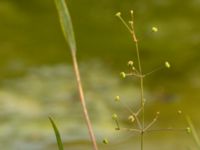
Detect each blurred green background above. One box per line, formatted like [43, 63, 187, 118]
[0, 0, 200, 149]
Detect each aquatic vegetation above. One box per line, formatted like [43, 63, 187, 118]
[49, 117, 64, 150]
[48, 0, 194, 150]
[54, 0, 98, 149]
[186, 116, 200, 149]
[112, 10, 190, 150]
[0, 62, 140, 149]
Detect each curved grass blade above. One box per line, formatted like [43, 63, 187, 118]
[55, 0, 77, 53]
[49, 117, 64, 150]
[186, 115, 200, 148]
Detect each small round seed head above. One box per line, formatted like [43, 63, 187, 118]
[115, 96, 120, 102]
[152, 26, 158, 32]
[130, 10, 134, 14]
[120, 72, 126, 78]
[186, 127, 191, 134]
[129, 21, 134, 25]
[177, 110, 182, 115]
[112, 113, 118, 120]
[128, 115, 135, 122]
[165, 61, 171, 68]
[156, 111, 160, 115]
[132, 67, 136, 70]
[128, 60, 134, 66]
[102, 138, 109, 144]
[115, 12, 121, 17]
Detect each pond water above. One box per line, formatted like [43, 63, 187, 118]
[0, 62, 198, 150]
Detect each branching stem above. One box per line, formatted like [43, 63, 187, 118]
[131, 16, 145, 150]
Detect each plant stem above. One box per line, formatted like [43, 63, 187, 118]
[117, 12, 145, 150]
[186, 115, 200, 148]
[71, 51, 98, 150]
[141, 131, 144, 150]
[132, 33, 145, 150]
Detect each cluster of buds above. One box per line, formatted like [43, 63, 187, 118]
[119, 60, 141, 79]
[107, 10, 191, 147]
[119, 59, 172, 80]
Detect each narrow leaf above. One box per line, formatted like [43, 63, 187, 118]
[186, 115, 200, 148]
[55, 0, 77, 53]
[49, 117, 64, 150]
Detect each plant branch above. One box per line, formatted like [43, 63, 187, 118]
[131, 16, 145, 150]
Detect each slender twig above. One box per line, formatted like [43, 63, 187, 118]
[133, 113, 142, 129]
[119, 100, 142, 129]
[126, 73, 143, 78]
[131, 19, 145, 150]
[136, 107, 142, 116]
[186, 115, 200, 148]
[116, 10, 188, 150]
[55, 0, 98, 149]
[117, 11, 145, 150]
[120, 127, 141, 133]
[72, 52, 98, 150]
[143, 66, 164, 77]
[117, 15, 133, 33]
[144, 114, 159, 131]
[120, 100, 135, 114]
[146, 128, 187, 133]
[114, 119, 120, 130]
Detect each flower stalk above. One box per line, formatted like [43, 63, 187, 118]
[115, 10, 188, 150]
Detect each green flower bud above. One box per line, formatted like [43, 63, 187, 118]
[128, 115, 135, 122]
[115, 96, 120, 102]
[186, 127, 191, 134]
[165, 61, 171, 68]
[120, 72, 126, 78]
[127, 60, 134, 67]
[115, 12, 121, 17]
[130, 10, 134, 14]
[152, 26, 158, 32]
[102, 138, 109, 144]
[112, 113, 118, 120]
[156, 111, 160, 115]
[177, 110, 182, 115]
[129, 21, 133, 26]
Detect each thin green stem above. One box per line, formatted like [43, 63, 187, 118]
[136, 107, 142, 116]
[144, 115, 159, 131]
[120, 101, 135, 115]
[117, 11, 145, 150]
[121, 128, 141, 133]
[118, 16, 133, 33]
[133, 114, 142, 129]
[114, 119, 120, 130]
[143, 66, 164, 77]
[133, 28, 145, 150]
[141, 132, 144, 150]
[126, 72, 143, 78]
[146, 128, 187, 133]
[186, 115, 200, 148]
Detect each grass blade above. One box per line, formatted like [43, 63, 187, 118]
[186, 115, 200, 148]
[49, 117, 64, 150]
[54, 1, 98, 149]
[55, 0, 77, 53]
